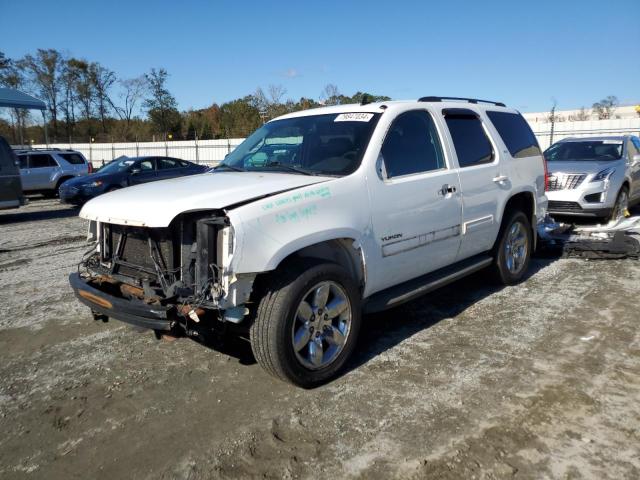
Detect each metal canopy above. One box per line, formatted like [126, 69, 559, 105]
[0, 88, 46, 110]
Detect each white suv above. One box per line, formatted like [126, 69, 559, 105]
[70, 97, 547, 387]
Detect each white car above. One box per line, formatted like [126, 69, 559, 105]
[70, 97, 547, 387]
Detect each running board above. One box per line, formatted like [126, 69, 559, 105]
[363, 254, 493, 314]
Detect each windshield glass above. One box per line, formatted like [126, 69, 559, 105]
[96, 157, 137, 173]
[219, 112, 381, 176]
[545, 140, 623, 161]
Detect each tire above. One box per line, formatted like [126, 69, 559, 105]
[609, 187, 629, 222]
[490, 211, 532, 285]
[249, 260, 361, 388]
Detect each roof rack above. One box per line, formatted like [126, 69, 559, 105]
[12, 147, 70, 153]
[418, 96, 506, 107]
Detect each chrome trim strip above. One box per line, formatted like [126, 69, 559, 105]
[382, 225, 461, 257]
[463, 215, 494, 234]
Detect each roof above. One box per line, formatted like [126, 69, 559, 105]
[0, 88, 46, 111]
[272, 99, 514, 122]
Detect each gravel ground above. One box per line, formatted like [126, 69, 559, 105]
[1, 198, 639, 480]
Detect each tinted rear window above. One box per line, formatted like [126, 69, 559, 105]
[59, 153, 86, 164]
[487, 111, 541, 158]
[30, 154, 58, 168]
[444, 110, 494, 167]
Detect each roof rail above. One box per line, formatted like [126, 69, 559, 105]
[418, 96, 506, 107]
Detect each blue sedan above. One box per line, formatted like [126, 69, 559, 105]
[59, 156, 208, 205]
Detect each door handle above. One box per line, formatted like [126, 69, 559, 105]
[439, 184, 457, 196]
[493, 175, 509, 183]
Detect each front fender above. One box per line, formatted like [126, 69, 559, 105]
[226, 176, 370, 274]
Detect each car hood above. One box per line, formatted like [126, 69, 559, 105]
[79, 171, 332, 227]
[64, 171, 115, 186]
[546, 159, 622, 175]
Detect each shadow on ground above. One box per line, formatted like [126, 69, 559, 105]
[190, 257, 556, 385]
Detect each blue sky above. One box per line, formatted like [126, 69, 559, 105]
[1, 0, 639, 113]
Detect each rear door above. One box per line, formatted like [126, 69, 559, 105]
[440, 108, 506, 260]
[367, 109, 463, 293]
[27, 154, 59, 190]
[128, 158, 157, 185]
[58, 152, 89, 176]
[156, 157, 184, 180]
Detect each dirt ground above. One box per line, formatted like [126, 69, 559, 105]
[1, 198, 639, 480]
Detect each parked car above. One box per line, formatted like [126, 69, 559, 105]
[0, 135, 27, 210]
[59, 156, 208, 205]
[69, 97, 547, 387]
[544, 136, 640, 220]
[16, 149, 92, 197]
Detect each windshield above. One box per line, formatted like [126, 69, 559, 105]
[218, 112, 381, 176]
[96, 157, 137, 173]
[545, 140, 623, 162]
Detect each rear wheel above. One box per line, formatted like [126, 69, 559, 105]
[491, 211, 532, 285]
[609, 187, 629, 222]
[250, 260, 361, 388]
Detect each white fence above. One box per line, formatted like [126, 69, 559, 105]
[26, 118, 640, 167]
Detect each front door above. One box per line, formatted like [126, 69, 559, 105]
[366, 109, 463, 295]
[128, 158, 157, 185]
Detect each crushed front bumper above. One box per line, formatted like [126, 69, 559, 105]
[69, 273, 174, 331]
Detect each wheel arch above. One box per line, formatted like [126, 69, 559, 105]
[258, 236, 366, 294]
[497, 190, 536, 250]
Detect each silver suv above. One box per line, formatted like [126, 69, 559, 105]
[16, 149, 92, 197]
[544, 136, 640, 220]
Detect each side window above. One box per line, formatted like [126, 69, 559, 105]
[29, 154, 57, 168]
[18, 155, 28, 169]
[381, 110, 445, 178]
[158, 158, 179, 169]
[59, 153, 86, 165]
[178, 160, 190, 167]
[486, 111, 541, 158]
[138, 159, 154, 171]
[443, 109, 494, 167]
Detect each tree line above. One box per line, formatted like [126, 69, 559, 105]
[0, 49, 390, 145]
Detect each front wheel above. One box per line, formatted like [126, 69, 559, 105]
[250, 261, 361, 388]
[609, 187, 629, 222]
[490, 211, 532, 285]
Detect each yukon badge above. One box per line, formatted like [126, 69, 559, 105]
[381, 233, 403, 243]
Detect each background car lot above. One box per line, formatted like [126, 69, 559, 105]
[1, 198, 639, 479]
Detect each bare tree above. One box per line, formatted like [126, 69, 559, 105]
[267, 84, 287, 105]
[0, 54, 30, 144]
[109, 76, 147, 139]
[592, 95, 618, 120]
[91, 63, 116, 133]
[574, 107, 590, 121]
[321, 84, 340, 105]
[20, 49, 66, 140]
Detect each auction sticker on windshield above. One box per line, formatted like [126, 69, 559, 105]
[334, 113, 374, 122]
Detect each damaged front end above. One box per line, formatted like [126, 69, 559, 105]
[69, 212, 254, 335]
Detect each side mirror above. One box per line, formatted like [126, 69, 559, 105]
[130, 167, 141, 174]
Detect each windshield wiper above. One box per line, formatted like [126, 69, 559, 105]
[213, 163, 245, 172]
[263, 161, 316, 176]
